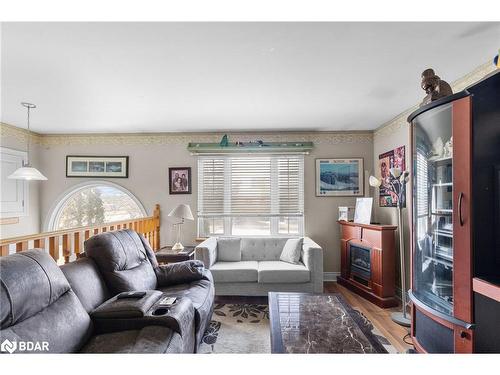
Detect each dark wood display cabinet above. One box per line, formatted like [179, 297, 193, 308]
[407, 71, 500, 353]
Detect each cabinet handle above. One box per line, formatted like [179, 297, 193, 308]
[458, 192, 464, 226]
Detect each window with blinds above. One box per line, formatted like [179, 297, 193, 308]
[416, 149, 429, 239]
[416, 150, 429, 217]
[198, 155, 304, 236]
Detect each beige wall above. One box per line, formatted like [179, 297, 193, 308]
[0, 126, 41, 238]
[372, 123, 411, 291]
[2, 129, 373, 274]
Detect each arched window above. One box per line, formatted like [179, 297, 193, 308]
[48, 181, 146, 230]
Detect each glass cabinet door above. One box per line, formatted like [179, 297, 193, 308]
[412, 102, 454, 316]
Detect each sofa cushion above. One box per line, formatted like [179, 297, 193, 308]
[257, 261, 310, 283]
[61, 257, 111, 313]
[279, 238, 303, 264]
[84, 230, 158, 294]
[217, 238, 241, 262]
[210, 261, 258, 283]
[0, 250, 92, 353]
[240, 237, 289, 261]
[0, 250, 72, 328]
[81, 326, 182, 353]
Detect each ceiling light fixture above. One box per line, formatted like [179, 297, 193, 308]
[8, 102, 48, 181]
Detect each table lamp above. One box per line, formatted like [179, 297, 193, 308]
[168, 204, 194, 250]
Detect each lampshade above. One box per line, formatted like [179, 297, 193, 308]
[8, 166, 48, 181]
[369, 175, 381, 188]
[8, 102, 47, 181]
[168, 204, 194, 220]
[389, 167, 402, 178]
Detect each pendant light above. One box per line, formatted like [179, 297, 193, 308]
[8, 102, 48, 181]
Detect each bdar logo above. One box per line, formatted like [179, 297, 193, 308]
[1, 339, 17, 354]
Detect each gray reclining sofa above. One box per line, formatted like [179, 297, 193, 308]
[0, 229, 215, 353]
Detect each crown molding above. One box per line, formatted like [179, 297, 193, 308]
[374, 61, 498, 139]
[0, 122, 43, 145]
[0, 123, 373, 147]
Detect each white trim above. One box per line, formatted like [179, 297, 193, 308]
[45, 180, 147, 231]
[323, 272, 340, 281]
[0, 147, 29, 218]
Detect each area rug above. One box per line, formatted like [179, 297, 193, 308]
[347, 307, 398, 354]
[199, 302, 397, 354]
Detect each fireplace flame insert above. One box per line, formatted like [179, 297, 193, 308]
[350, 243, 372, 281]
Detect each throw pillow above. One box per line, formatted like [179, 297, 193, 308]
[280, 238, 303, 264]
[217, 238, 242, 262]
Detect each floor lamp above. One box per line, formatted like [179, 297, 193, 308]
[369, 168, 411, 327]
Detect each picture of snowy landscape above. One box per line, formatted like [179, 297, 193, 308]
[316, 158, 363, 196]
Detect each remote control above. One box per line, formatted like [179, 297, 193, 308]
[158, 296, 177, 306]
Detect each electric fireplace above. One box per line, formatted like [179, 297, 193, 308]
[338, 221, 397, 308]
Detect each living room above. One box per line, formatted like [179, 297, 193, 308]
[1, 1, 499, 373]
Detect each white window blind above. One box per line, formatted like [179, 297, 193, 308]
[416, 150, 428, 217]
[198, 155, 304, 236]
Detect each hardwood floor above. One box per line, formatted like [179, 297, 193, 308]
[215, 282, 414, 353]
[324, 282, 413, 353]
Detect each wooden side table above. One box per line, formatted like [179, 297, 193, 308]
[155, 246, 196, 264]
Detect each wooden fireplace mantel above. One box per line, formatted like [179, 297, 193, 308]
[337, 220, 398, 308]
[336, 220, 397, 231]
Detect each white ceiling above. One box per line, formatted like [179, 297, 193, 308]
[1, 22, 499, 134]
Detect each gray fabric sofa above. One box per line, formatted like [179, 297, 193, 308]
[195, 237, 323, 296]
[0, 229, 215, 353]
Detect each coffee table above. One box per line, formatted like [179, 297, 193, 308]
[268, 292, 389, 353]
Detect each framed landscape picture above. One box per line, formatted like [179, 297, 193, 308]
[66, 156, 129, 178]
[169, 167, 191, 194]
[316, 158, 364, 196]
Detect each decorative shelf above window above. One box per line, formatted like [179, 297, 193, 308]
[187, 141, 314, 154]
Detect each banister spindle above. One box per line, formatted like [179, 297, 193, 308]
[16, 241, 28, 253]
[62, 234, 71, 263]
[74, 232, 82, 258]
[33, 238, 46, 251]
[1, 245, 10, 256]
[48, 236, 59, 262]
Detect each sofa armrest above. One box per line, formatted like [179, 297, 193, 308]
[155, 260, 206, 287]
[91, 295, 195, 344]
[195, 237, 217, 269]
[302, 237, 324, 293]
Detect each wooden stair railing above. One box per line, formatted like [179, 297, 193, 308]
[0, 204, 161, 265]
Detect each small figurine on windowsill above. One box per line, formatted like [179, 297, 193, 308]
[219, 134, 229, 147]
[420, 68, 453, 107]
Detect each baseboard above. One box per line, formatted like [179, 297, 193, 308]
[323, 272, 340, 282]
